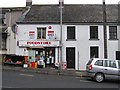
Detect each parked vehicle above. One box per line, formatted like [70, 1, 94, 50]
[86, 58, 120, 82]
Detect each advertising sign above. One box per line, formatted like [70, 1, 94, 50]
[19, 40, 60, 47]
[48, 30, 54, 39]
[29, 31, 35, 39]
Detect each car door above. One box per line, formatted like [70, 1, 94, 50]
[103, 60, 118, 80]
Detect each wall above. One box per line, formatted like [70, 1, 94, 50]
[62, 25, 118, 70]
[17, 24, 119, 70]
[6, 11, 23, 54]
[16, 24, 60, 55]
[107, 26, 119, 59]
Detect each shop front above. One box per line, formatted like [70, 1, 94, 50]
[18, 40, 60, 68]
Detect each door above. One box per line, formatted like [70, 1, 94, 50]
[116, 51, 120, 60]
[28, 50, 36, 62]
[66, 47, 75, 69]
[45, 48, 55, 67]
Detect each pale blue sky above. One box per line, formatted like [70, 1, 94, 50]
[0, 0, 120, 7]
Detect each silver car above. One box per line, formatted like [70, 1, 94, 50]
[86, 58, 120, 82]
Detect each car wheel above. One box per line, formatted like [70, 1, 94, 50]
[95, 73, 104, 83]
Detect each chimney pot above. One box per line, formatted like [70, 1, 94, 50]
[26, 0, 32, 7]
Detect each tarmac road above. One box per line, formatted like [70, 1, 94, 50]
[2, 70, 119, 88]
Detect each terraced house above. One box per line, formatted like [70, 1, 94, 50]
[16, 2, 120, 70]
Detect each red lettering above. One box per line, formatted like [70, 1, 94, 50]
[49, 42, 51, 44]
[27, 41, 51, 45]
[46, 42, 48, 44]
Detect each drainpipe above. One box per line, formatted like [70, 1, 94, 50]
[59, 0, 64, 71]
[118, 2, 120, 51]
[7, 9, 12, 54]
[103, 0, 107, 58]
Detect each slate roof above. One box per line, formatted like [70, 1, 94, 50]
[17, 4, 119, 24]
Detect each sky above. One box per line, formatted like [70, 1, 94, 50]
[0, 0, 120, 7]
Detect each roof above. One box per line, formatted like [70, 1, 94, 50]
[17, 4, 119, 24]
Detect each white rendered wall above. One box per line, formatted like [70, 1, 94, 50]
[17, 24, 119, 70]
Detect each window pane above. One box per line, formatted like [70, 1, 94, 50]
[118, 61, 120, 69]
[90, 26, 98, 39]
[42, 28, 46, 39]
[104, 60, 108, 67]
[37, 28, 46, 39]
[37, 29, 41, 39]
[67, 26, 75, 39]
[95, 60, 103, 66]
[105, 60, 117, 68]
[109, 26, 117, 39]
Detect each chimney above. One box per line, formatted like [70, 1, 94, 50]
[26, 0, 32, 7]
[59, 0, 64, 7]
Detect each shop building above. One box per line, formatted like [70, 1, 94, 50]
[16, 24, 60, 67]
[16, 4, 119, 70]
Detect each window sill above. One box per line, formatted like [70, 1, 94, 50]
[89, 38, 99, 40]
[66, 39, 77, 41]
[109, 39, 119, 40]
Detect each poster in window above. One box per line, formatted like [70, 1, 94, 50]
[29, 31, 35, 39]
[48, 31, 54, 39]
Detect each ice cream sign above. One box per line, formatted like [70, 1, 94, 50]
[47, 26, 55, 39]
[29, 31, 35, 39]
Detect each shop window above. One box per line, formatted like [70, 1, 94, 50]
[67, 26, 76, 40]
[0, 37, 6, 50]
[37, 28, 46, 39]
[90, 46, 99, 58]
[109, 26, 117, 40]
[90, 26, 98, 40]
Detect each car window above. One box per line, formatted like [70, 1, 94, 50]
[104, 60, 117, 68]
[118, 61, 120, 69]
[94, 60, 103, 66]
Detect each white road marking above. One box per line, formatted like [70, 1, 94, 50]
[2, 86, 17, 88]
[20, 73, 34, 77]
[79, 80, 92, 83]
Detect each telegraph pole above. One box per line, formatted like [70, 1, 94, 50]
[103, 0, 107, 58]
[59, 0, 63, 71]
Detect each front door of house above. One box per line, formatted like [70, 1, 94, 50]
[66, 47, 75, 69]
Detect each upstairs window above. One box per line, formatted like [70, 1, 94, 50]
[90, 26, 98, 39]
[109, 26, 117, 40]
[37, 28, 46, 39]
[67, 26, 76, 40]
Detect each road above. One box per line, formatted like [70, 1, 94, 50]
[2, 70, 120, 88]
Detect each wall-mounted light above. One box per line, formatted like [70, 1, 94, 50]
[48, 26, 52, 29]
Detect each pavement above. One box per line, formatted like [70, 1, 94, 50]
[1, 64, 88, 77]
